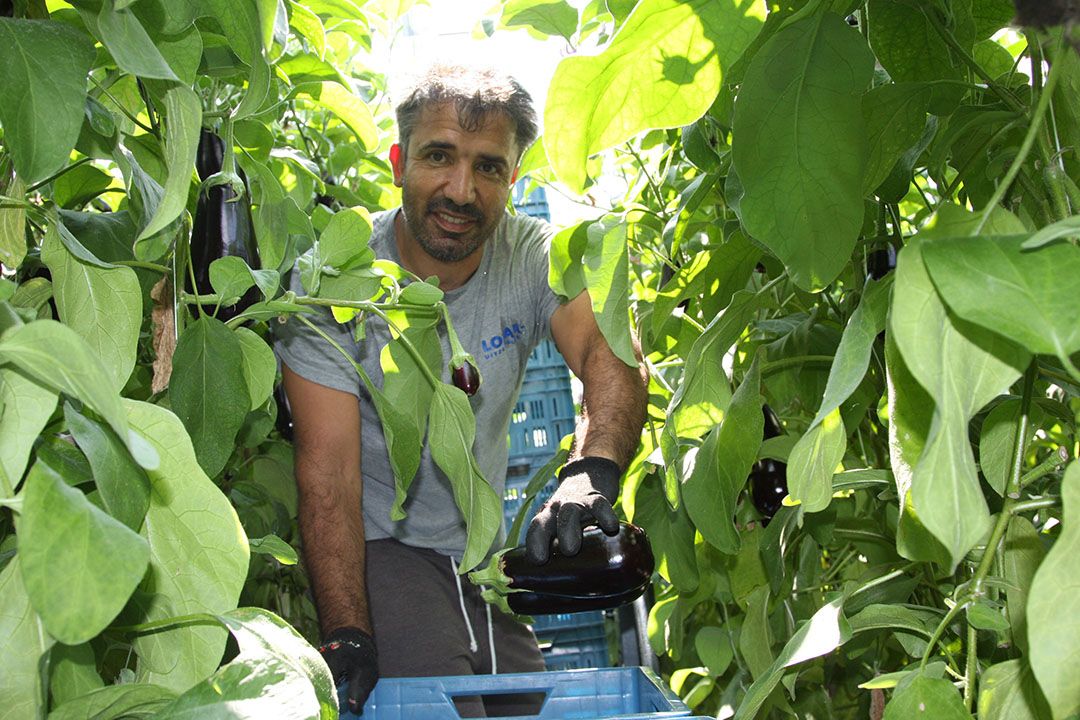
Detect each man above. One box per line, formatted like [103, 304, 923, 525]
[275, 63, 648, 714]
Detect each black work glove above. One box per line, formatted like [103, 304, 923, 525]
[319, 627, 379, 715]
[525, 456, 622, 564]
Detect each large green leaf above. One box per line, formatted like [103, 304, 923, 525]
[0, 367, 57, 493]
[978, 660, 1053, 720]
[235, 327, 276, 412]
[0, 173, 26, 269]
[19, 460, 149, 645]
[1028, 461, 1080, 718]
[158, 608, 335, 720]
[427, 384, 502, 573]
[788, 277, 890, 511]
[0, 19, 96, 185]
[317, 206, 373, 269]
[922, 235, 1080, 363]
[547, 221, 589, 299]
[48, 642, 104, 709]
[634, 475, 699, 595]
[500, 0, 578, 41]
[135, 83, 201, 253]
[861, 83, 932, 195]
[734, 597, 850, 720]
[95, 0, 179, 80]
[0, 558, 54, 720]
[49, 684, 179, 720]
[732, 13, 874, 291]
[882, 673, 973, 720]
[582, 218, 636, 366]
[169, 317, 251, 478]
[1003, 516, 1044, 656]
[890, 239, 1028, 569]
[294, 82, 379, 152]
[203, 0, 263, 64]
[0, 321, 156, 469]
[127, 400, 249, 691]
[42, 218, 142, 394]
[545, 0, 764, 191]
[682, 356, 762, 555]
[64, 403, 151, 531]
[978, 400, 1046, 497]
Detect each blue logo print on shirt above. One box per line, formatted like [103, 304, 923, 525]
[481, 321, 525, 359]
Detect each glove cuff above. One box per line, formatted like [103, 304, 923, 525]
[319, 626, 377, 657]
[559, 456, 622, 501]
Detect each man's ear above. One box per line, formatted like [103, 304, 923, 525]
[389, 143, 404, 187]
[510, 167, 518, 186]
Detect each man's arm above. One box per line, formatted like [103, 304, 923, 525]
[550, 290, 649, 467]
[283, 363, 370, 634]
[524, 291, 649, 562]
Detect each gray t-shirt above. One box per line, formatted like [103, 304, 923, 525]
[275, 208, 562, 559]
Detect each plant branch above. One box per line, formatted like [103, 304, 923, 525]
[114, 259, 169, 274]
[89, 76, 155, 134]
[1020, 446, 1070, 489]
[26, 158, 93, 194]
[624, 143, 668, 222]
[964, 622, 978, 711]
[974, 32, 1066, 235]
[924, 8, 1024, 114]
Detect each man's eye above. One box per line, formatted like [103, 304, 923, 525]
[479, 162, 502, 176]
[429, 150, 447, 163]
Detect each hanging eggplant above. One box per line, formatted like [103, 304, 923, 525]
[749, 404, 788, 524]
[189, 126, 261, 321]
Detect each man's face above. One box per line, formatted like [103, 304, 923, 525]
[392, 103, 518, 264]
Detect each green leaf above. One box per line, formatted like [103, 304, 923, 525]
[126, 400, 249, 691]
[135, 83, 201, 253]
[0, 558, 54, 720]
[738, 585, 773, 680]
[158, 608, 335, 719]
[978, 400, 1046, 497]
[582, 218, 636, 366]
[249, 534, 299, 565]
[64, 403, 151, 531]
[735, 597, 851, 719]
[53, 163, 114, 210]
[150, 24, 203, 86]
[317, 205, 373, 269]
[882, 673, 973, 720]
[203, 0, 263, 65]
[634, 475, 699, 594]
[0, 367, 57, 493]
[49, 684, 179, 720]
[862, 83, 932, 195]
[968, 599, 1010, 632]
[233, 53, 273, 122]
[890, 239, 1028, 569]
[0, 321, 156, 469]
[428, 384, 502, 573]
[0, 19, 96, 185]
[978, 660, 1054, 720]
[682, 355, 763, 554]
[922, 235, 1080, 362]
[0, 173, 27, 269]
[288, 2, 326, 59]
[169, 317, 251, 478]
[48, 642, 104, 709]
[732, 13, 874, 291]
[19, 460, 150, 644]
[294, 81, 379, 152]
[1022, 214, 1080, 250]
[788, 277, 890, 511]
[210, 256, 257, 303]
[42, 219, 142, 394]
[1028, 461, 1080, 718]
[235, 327, 276, 412]
[400, 281, 444, 306]
[695, 626, 734, 678]
[545, 0, 764, 191]
[500, 0, 578, 41]
[96, 0, 179, 80]
[547, 221, 588, 299]
[1003, 515, 1044, 656]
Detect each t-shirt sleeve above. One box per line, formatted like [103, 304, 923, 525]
[273, 271, 362, 397]
[514, 215, 563, 339]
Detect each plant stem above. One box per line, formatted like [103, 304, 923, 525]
[89, 75, 156, 134]
[1010, 497, 1060, 515]
[112, 612, 217, 634]
[114, 259, 169, 274]
[25, 158, 93, 194]
[964, 622, 978, 711]
[920, 598, 969, 670]
[1006, 364, 1038, 499]
[625, 143, 668, 222]
[974, 32, 1066, 235]
[924, 8, 1024, 114]
[761, 355, 835, 375]
[1020, 446, 1070, 489]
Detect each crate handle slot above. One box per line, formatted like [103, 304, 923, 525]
[449, 689, 551, 718]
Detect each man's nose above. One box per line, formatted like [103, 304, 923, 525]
[444, 164, 477, 206]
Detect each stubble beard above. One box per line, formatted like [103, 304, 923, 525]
[401, 188, 497, 264]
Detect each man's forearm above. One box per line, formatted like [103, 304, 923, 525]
[295, 454, 370, 637]
[575, 335, 649, 470]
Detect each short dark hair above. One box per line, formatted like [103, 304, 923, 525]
[394, 63, 539, 162]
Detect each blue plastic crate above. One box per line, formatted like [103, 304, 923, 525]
[527, 338, 568, 370]
[508, 383, 575, 462]
[341, 666, 691, 720]
[532, 609, 607, 635]
[502, 472, 558, 544]
[541, 638, 611, 671]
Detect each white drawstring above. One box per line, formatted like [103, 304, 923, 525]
[486, 602, 497, 674]
[449, 556, 479, 653]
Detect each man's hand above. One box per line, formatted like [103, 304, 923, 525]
[319, 627, 379, 714]
[525, 457, 622, 564]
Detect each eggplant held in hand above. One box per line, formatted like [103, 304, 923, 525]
[501, 522, 654, 614]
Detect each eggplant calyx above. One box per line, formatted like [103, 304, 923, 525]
[201, 171, 247, 202]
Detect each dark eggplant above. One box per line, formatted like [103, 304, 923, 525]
[750, 405, 788, 524]
[189, 129, 261, 321]
[0, 0, 12, 17]
[866, 245, 898, 280]
[500, 522, 654, 607]
[451, 360, 481, 396]
[507, 582, 650, 615]
[274, 385, 294, 441]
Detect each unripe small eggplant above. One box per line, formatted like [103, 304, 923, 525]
[500, 523, 654, 614]
[451, 359, 481, 396]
